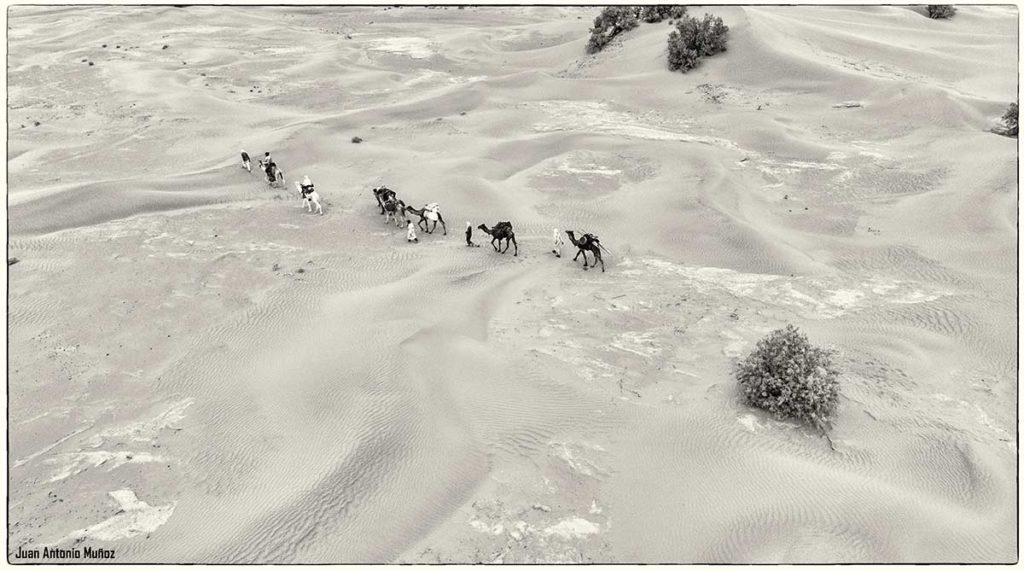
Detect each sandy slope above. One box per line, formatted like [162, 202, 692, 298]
[7, 5, 1017, 563]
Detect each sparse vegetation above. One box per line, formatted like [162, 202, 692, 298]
[926, 5, 957, 19]
[697, 83, 726, 103]
[735, 325, 840, 432]
[351, 136, 363, 144]
[586, 6, 640, 54]
[586, 6, 688, 54]
[667, 13, 729, 72]
[1000, 100, 1018, 137]
[639, 5, 687, 23]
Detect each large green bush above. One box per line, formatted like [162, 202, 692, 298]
[735, 325, 840, 431]
[667, 13, 729, 72]
[1001, 100, 1018, 137]
[926, 5, 957, 19]
[586, 6, 640, 54]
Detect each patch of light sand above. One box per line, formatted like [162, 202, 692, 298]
[755, 159, 845, 178]
[528, 100, 742, 151]
[368, 37, 435, 59]
[548, 441, 607, 477]
[541, 517, 601, 539]
[405, 69, 488, 87]
[45, 451, 166, 483]
[555, 156, 622, 177]
[87, 398, 193, 447]
[470, 520, 506, 535]
[622, 258, 947, 319]
[736, 414, 763, 433]
[720, 328, 750, 358]
[509, 521, 531, 541]
[609, 331, 662, 357]
[66, 490, 175, 542]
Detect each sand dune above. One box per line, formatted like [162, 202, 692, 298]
[7, 5, 1017, 563]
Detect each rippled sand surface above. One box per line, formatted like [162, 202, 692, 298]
[7, 5, 1017, 563]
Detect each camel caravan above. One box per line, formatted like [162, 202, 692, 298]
[239, 151, 608, 271]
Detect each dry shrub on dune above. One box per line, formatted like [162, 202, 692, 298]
[586, 6, 640, 54]
[667, 13, 729, 73]
[926, 5, 957, 19]
[639, 5, 687, 23]
[1001, 100, 1018, 137]
[735, 325, 840, 432]
[586, 6, 688, 54]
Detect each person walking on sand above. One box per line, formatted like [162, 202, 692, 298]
[240, 150, 251, 172]
[552, 227, 565, 257]
[407, 220, 419, 243]
[465, 221, 479, 247]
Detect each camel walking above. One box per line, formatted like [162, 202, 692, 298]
[565, 230, 604, 272]
[260, 159, 285, 187]
[477, 222, 518, 256]
[372, 186, 398, 215]
[406, 203, 447, 235]
[383, 197, 408, 227]
[294, 181, 323, 215]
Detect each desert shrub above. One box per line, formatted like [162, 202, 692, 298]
[667, 13, 729, 72]
[586, 6, 640, 54]
[926, 5, 957, 19]
[639, 5, 687, 23]
[1001, 100, 1018, 137]
[735, 325, 840, 431]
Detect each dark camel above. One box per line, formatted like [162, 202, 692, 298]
[477, 222, 518, 256]
[565, 230, 604, 272]
[405, 205, 447, 235]
[383, 198, 407, 227]
[372, 186, 398, 214]
[260, 160, 285, 187]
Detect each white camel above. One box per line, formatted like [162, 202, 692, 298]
[294, 181, 323, 215]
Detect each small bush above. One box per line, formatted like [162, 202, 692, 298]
[667, 13, 729, 72]
[639, 5, 687, 23]
[735, 325, 840, 431]
[926, 5, 957, 19]
[1001, 100, 1018, 137]
[586, 6, 640, 54]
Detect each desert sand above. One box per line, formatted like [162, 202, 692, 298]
[6, 5, 1018, 563]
